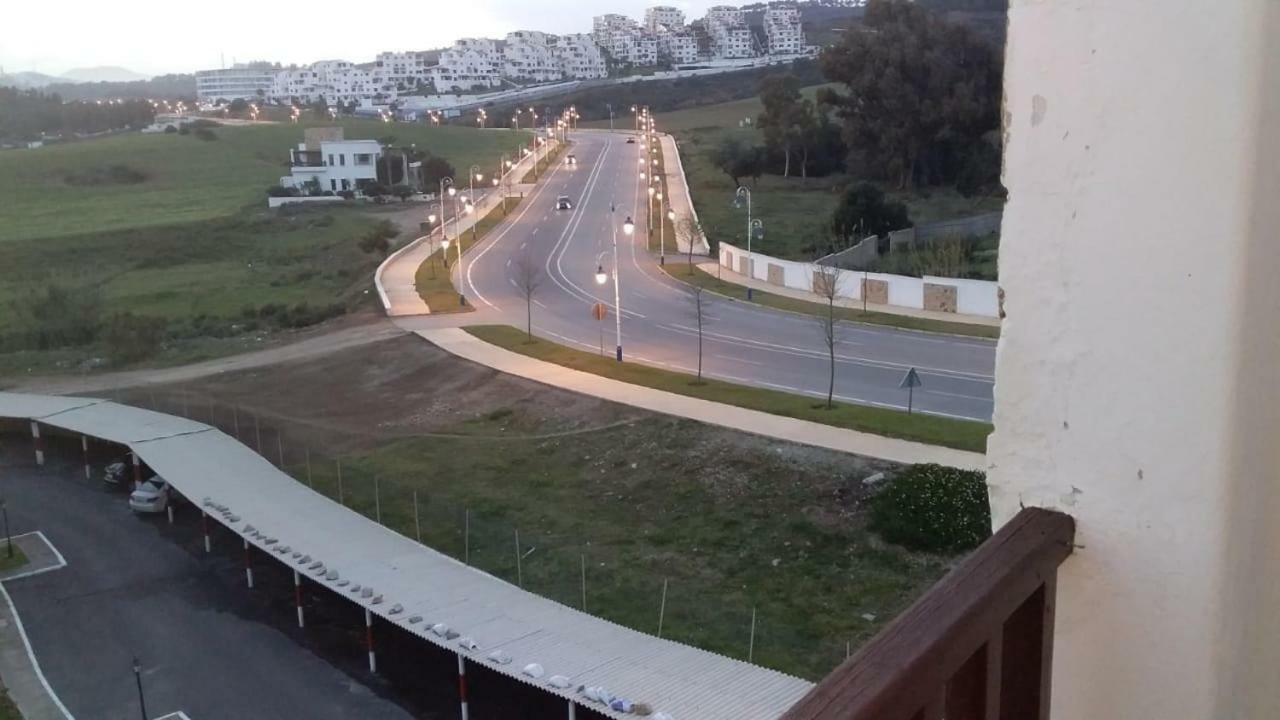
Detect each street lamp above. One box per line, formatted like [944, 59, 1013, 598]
[733, 186, 761, 299]
[133, 657, 148, 720]
[600, 208, 634, 362]
[468, 165, 483, 241]
[647, 186, 656, 240]
[1, 498, 10, 559]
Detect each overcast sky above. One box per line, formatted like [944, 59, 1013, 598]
[3, 0, 732, 77]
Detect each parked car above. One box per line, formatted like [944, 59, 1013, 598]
[103, 456, 137, 486]
[129, 477, 175, 513]
[556, 195, 573, 210]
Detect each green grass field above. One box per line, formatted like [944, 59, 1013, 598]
[465, 325, 991, 452]
[292, 414, 952, 680]
[414, 197, 524, 312]
[0, 121, 531, 244]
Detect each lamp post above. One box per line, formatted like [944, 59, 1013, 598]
[734, 186, 760, 300]
[439, 176, 455, 262]
[455, 194, 471, 306]
[647, 186, 656, 242]
[596, 207, 634, 362]
[132, 657, 148, 720]
[1, 498, 10, 559]
[468, 165, 483, 241]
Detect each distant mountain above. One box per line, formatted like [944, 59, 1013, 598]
[62, 66, 149, 83]
[0, 70, 66, 88]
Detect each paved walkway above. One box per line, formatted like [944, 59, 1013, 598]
[658, 133, 711, 256]
[0, 532, 71, 720]
[415, 327, 986, 470]
[696, 262, 1003, 328]
[376, 140, 560, 316]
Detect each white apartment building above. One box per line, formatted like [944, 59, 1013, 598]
[372, 51, 432, 91]
[271, 60, 380, 104]
[763, 4, 805, 55]
[644, 5, 685, 33]
[592, 14, 638, 49]
[280, 127, 381, 195]
[195, 64, 277, 102]
[658, 31, 700, 65]
[554, 34, 608, 79]
[431, 38, 503, 92]
[704, 6, 756, 59]
[504, 31, 563, 83]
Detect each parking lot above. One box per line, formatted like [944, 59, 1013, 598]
[0, 444, 417, 720]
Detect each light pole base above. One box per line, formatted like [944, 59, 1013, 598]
[659, 255, 665, 266]
[459, 294, 467, 307]
[615, 346, 623, 362]
[747, 287, 754, 301]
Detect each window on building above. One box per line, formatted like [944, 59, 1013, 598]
[328, 154, 334, 166]
[340, 154, 346, 166]
[330, 179, 337, 191]
[341, 179, 350, 190]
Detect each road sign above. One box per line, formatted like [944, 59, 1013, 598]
[591, 303, 608, 321]
[900, 367, 922, 414]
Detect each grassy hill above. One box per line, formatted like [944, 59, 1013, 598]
[0, 121, 530, 243]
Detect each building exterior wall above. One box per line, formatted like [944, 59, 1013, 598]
[763, 4, 805, 55]
[988, 2, 1280, 720]
[645, 6, 685, 33]
[195, 66, 277, 102]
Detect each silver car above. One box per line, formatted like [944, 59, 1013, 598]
[129, 477, 173, 513]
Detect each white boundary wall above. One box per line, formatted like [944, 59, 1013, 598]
[718, 242, 999, 317]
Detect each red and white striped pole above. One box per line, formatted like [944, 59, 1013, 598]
[30, 422, 43, 466]
[365, 608, 376, 673]
[201, 512, 211, 553]
[457, 654, 470, 720]
[243, 539, 254, 588]
[131, 451, 142, 487]
[294, 571, 304, 628]
[81, 436, 90, 480]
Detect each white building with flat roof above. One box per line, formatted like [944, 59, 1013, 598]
[372, 51, 432, 92]
[704, 6, 756, 59]
[431, 38, 502, 92]
[196, 64, 277, 102]
[270, 60, 381, 104]
[644, 5, 685, 33]
[504, 31, 563, 83]
[764, 3, 805, 55]
[280, 127, 382, 195]
[658, 31, 700, 65]
[554, 34, 608, 79]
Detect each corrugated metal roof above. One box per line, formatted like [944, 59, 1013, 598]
[1, 392, 813, 719]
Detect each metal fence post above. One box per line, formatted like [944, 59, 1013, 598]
[374, 476, 382, 523]
[748, 607, 757, 662]
[515, 529, 523, 587]
[658, 579, 669, 638]
[337, 459, 344, 505]
[413, 490, 422, 542]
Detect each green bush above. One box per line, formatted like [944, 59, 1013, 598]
[103, 312, 164, 365]
[869, 463, 991, 553]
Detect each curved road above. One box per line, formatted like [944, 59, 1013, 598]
[453, 131, 996, 421]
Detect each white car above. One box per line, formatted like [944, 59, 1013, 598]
[129, 477, 174, 513]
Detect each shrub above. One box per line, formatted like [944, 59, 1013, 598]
[358, 219, 399, 256]
[103, 312, 165, 364]
[8, 284, 102, 350]
[337, 190, 355, 200]
[193, 127, 217, 141]
[869, 463, 991, 553]
[266, 186, 299, 198]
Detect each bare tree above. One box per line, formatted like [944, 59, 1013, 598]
[689, 285, 708, 383]
[811, 262, 844, 409]
[513, 250, 543, 342]
[675, 212, 706, 274]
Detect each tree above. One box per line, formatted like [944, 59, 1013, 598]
[819, 0, 1003, 190]
[707, 136, 766, 187]
[420, 155, 457, 192]
[689, 285, 708, 383]
[676, 215, 705, 273]
[391, 184, 414, 201]
[512, 250, 543, 342]
[811, 263, 844, 409]
[757, 73, 816, 178]
[830, 182, 912, 247]
[228, 98, 249, 114]
[358, 220, 398, 256]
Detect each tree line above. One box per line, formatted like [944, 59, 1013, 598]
[0, 87, 156, 142]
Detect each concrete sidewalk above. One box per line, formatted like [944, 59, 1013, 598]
[696, 262, 1003, 328]
[0, 532, 72, 720]
[416, 327, 986, 470]
[658, 133, 710, 256]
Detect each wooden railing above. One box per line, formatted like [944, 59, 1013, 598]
[782, 508, 1076, 720]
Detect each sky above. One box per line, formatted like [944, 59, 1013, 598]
[2, 0, 731, 77]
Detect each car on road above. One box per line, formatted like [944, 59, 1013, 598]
[566, 154, 577, 166]
[129, 477, 176, 513]
[556, 195, 573, 210]
[625, 137, 636, 144]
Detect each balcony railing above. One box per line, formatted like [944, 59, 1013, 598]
[783, 508, 1075, 720]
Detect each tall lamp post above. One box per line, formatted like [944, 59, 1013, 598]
[133, 657, 148, 720]
[1, 498, 10, 559]
[468, 165, 483, 240]
[595, 207, 634, 362]
[733, 186, 764, 300]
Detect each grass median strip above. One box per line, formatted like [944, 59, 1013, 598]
[662, 262, 1001, 339]
[415, 197, 524, 312]
[464, 324, 991, 453]
[522, 142, 567, 183]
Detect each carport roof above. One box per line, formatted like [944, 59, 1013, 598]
[0, 393, 814, 719]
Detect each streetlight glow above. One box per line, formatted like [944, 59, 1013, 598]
[595, 265, 608, 285]
[623, 217, 635, 235]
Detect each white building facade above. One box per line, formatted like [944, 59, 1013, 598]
[704, 6, 756, 59]
[195, 64, 277, 102]
[644, 5, 685, 33]
[763, 4, 805, 55]
[658, 31, 700, 65]
[504, 31, 563, 83]
[271, 60, 380, 105]
[372, 51, 432, 92]
[280, 128, 382, 194]
[430, 38, 503, 92]
[554, 34, 608, 79]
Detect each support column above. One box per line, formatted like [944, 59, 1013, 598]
[131, 451, 142, 487]
[30, 422, 42, 467]
[201, 512, 211, 553]
[81, 436, 90, 480]
[567, 700, 576, 719]
[243, 538, 254, 588]
[166, 503, 174, 525]
[294, 570, 305, 628]
[457, 654, 469, 720]
[365, 608, 376, 673]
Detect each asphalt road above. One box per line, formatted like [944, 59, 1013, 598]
[0, 461, 415, 720]
[456, 131, 997, 421]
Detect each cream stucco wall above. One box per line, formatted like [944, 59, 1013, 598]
[989, 2, 1280, 719]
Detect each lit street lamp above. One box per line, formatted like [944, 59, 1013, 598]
[596, 207, 634, 362]
[733, 186, 764, 300]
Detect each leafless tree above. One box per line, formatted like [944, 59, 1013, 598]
[513, 249, 543, 342]
[689, 285, 708, 383]
[811, 262, 844, 409]
[676, 215, 704, 275]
